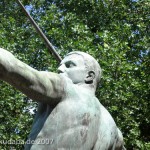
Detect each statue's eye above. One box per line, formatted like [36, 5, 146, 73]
[65, 62, 76, 68]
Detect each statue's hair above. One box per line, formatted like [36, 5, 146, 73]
[67, 51, 102, 89]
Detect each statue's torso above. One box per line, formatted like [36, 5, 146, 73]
[25, 79, 118, 150]
[25, 84, 102, 150]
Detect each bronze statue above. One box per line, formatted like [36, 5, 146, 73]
[0, 48, 125, 150]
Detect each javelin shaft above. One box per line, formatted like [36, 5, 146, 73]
[16, 0, 62, 63]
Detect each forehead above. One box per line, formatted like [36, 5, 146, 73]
[61, 54, 84, 64]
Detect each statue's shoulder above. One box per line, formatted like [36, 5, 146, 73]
[100, 103, 116, 125]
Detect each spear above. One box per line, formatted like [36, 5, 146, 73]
[16, 0, 62, 63]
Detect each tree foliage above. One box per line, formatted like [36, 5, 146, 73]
[0, 0, 149, 149]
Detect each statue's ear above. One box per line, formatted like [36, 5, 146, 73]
[85, 71, 95, 84]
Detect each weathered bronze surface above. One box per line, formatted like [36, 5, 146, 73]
[0, 48, 125, 150]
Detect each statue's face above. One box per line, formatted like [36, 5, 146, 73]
[58, 54, 87, 84]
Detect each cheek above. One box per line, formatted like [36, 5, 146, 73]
[67, 70, 78, 78]
[67, 68, 86, 79]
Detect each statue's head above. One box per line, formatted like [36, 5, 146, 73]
[58, 51, 102, 90]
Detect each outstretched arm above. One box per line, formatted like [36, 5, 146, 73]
[0, 48, 64, 105]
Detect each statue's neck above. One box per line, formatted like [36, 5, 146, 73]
[77, 83, 96, 95]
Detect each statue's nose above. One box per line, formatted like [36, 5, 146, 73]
[58, 64, 65, 73]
